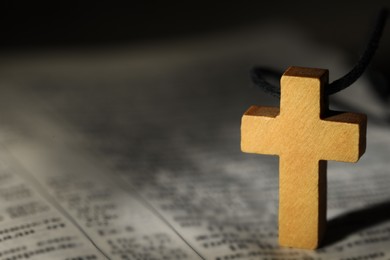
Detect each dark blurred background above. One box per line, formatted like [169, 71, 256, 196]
[1, 2, 389, 55]
[1, 1, 389, 92]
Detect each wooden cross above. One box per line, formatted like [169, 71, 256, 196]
[241, 66, 367, 249]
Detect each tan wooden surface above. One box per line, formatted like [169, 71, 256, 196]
[241, 66, 367, 249]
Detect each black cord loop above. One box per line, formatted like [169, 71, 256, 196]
[251, 8, 388, 98]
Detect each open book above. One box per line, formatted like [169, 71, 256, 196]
[0, 23, 389, 259]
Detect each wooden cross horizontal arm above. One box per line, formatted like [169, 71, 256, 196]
[241, 106, 280, 155]
[321, 112, 366, 162]
[242, 109, 366, 162]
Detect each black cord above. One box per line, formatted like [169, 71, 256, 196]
[251, 8, 388, 98]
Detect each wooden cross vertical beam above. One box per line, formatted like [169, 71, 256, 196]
[241, 66, 366, 249]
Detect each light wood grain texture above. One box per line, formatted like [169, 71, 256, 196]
[241, 66, 367, 249]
